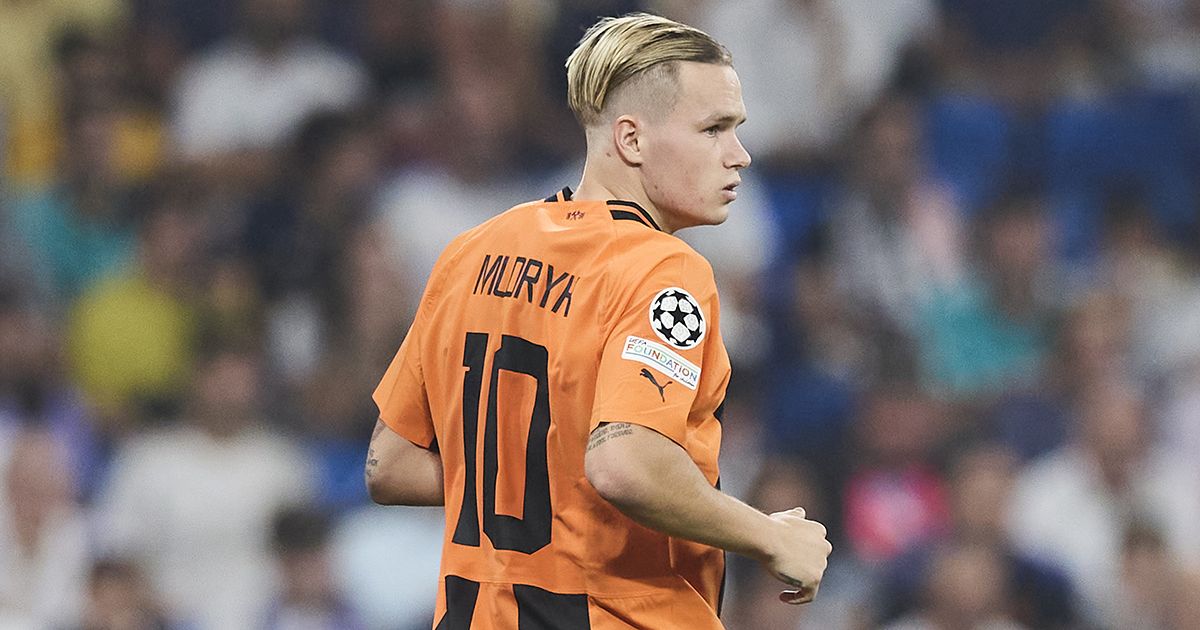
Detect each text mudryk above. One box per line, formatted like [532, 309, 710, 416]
[472, 253, 576, 317]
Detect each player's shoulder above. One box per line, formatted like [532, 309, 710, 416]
[605, 224, 717, 288]
[439, 188, 715, 287]
[634, 229, 712, 268]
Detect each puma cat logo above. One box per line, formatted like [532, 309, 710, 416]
[639, 368, 672, 402]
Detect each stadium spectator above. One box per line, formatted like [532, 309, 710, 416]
[1093, 187, 1200, 386]
[876, 444, 1078, 628]
[0, 0, 126, 184]
[330, 502, 441, 630]
[65, 180, 206, 429]
[1161, 366, 1200, 482]
[94, 341, 316, 629]
[0, 427, 90, 628]
[1102, 0, 1200, 87]
[352, 0, 437, 98]
[699, 0, 937, 167]
[7, 101, 140, 305]
[53, 31, 168, 186]
[1008, 379, 1200, 628]
[1056, 290, 1136, 397]
[71, 558, 184, 630]
[758, 243, 863, 528]
[298, 226, 412, 512]
[829, 95, 967, 336]
[245, 110, 389, 385]
[1115, 520, 1200, 630]
[169, 0, 367, 188]
[880, 538, 1030, 630]
[0, 287, 104, 499]
[262, 506, 364, 629]
[729, 458, 872, 630]
[916, 187, 1059, 398]
[843, 384, 952, 567]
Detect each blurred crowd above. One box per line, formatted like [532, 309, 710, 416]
[1, 0, 1199, 628]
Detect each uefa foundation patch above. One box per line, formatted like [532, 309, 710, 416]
[620, 335, 700, 390]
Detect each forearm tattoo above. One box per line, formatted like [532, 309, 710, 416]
[587, 422, 635, 452]
[781, 575, 804, 588]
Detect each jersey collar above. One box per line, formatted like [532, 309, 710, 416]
[545, 187, 662, 232]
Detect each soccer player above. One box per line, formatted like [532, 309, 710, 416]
[366, 13, 832, 629]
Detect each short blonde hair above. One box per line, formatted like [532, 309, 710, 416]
[565, 13, 731, 127]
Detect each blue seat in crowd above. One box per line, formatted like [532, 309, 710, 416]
[1045, 88, 1199, 259]
[922, 93, 1012, 216]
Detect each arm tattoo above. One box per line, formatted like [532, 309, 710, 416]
[365, 419, 385, 480]
[365, 447, 379, 480]
[587, 422, 636, 452]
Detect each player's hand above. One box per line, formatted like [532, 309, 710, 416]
[761, 507, 832, 605]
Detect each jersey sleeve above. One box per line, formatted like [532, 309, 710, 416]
[591, 249, 719, 446]
[372, 316, 435, 448]
[372, 234, 461, 449]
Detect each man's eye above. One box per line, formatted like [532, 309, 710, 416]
[703, 126, 719, 136]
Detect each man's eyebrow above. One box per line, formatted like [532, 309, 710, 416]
[702, 113, 747, 126]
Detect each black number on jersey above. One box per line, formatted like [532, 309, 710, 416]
[452, 332, 553, 554]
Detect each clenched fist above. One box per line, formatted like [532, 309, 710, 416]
[760, 507, 832, 605]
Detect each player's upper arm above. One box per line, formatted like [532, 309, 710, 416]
[590, 245, 720, 446]
[584, 421, 685, 506]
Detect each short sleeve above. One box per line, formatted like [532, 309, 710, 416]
[372, 241, 453, 449]
[372, 319, 435, 448]
[591, 250, 718, 446]
[372, 230, 473, 448]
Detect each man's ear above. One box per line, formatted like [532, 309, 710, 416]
[612, 115, 645, 166]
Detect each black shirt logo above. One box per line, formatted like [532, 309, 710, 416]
[639, 368, 673, 402]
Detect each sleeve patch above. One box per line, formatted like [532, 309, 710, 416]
[620, 335, 701, 390]
[648, 287, 706, 349]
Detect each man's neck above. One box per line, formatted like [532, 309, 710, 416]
[574, 164, 673, 233]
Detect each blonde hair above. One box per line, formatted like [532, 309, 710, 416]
[565, 13, 731, 127]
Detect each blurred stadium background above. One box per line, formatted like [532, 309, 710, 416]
[1, 0, 1199, 628]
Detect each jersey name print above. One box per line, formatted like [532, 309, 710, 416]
[373, 189, 731, 629]
[471, 253, 578, 317]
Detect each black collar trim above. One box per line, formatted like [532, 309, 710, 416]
[544, 187, 574, 202]
[545, 187, 661, 231]
[607, 199, 661, 231]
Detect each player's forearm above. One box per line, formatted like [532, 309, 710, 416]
[366, 447, 443, 506]
[584, 423, 780, 561]
[366, 419, 445, 506]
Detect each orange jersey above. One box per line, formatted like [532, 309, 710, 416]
[374, 188, 731, 629]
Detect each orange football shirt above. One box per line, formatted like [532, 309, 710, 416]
[374, 188, 731, 629]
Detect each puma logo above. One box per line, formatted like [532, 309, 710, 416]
[639, 369, 672, 402]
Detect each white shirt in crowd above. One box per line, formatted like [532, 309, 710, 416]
[95, 425, 316, 629]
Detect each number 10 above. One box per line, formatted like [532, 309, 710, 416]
[451, 332, 553, 555]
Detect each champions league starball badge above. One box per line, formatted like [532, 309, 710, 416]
[648, 287, 706, 350]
